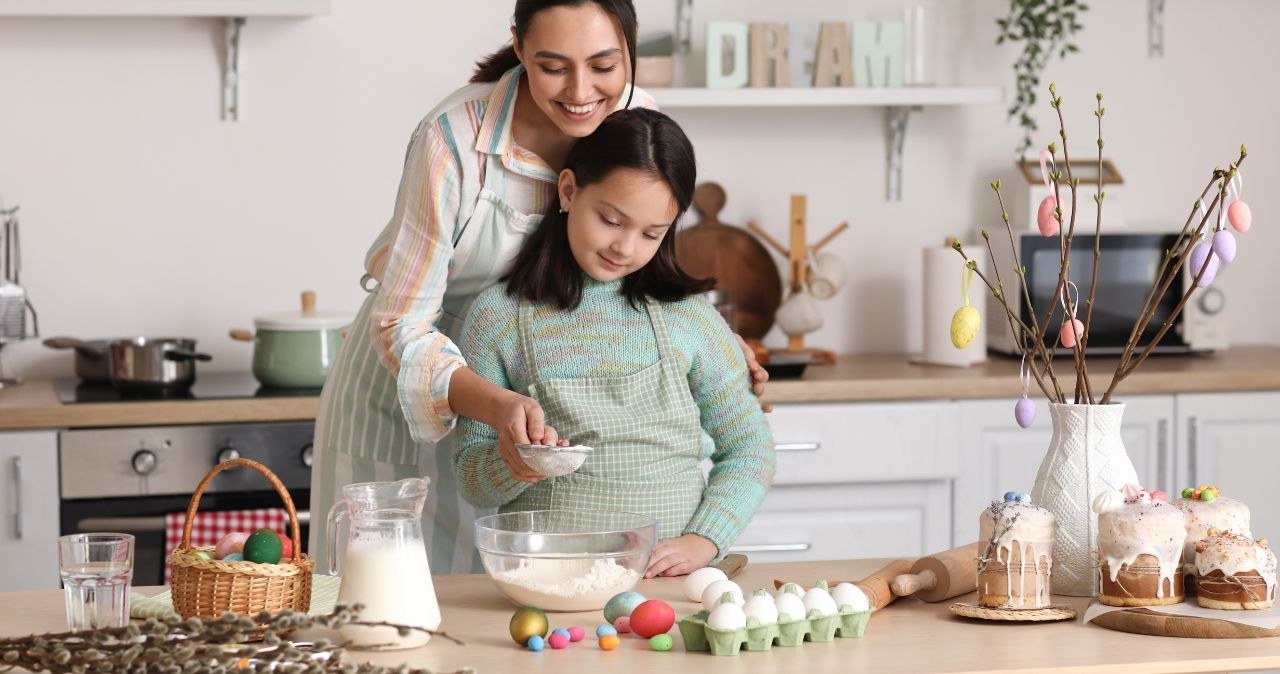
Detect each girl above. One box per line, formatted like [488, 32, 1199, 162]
[453, 109, 775, 578]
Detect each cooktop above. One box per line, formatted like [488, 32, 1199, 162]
[54, 372, 322, 404]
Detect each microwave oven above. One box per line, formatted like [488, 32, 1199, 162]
[987, 232, 1227, 356]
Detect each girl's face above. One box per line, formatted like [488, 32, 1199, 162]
[559, 168, 678, 283]
[514, 3, 630, 138]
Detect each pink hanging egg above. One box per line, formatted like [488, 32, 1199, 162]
[1014, 396, 1036, 428]
[1227, 200, 1252, 233]
[1188, 241, 1220, 287]
[1212, 229, 1237, 262]
[1037, 195, 1060, 237]
[1058, 318, 1084, 348]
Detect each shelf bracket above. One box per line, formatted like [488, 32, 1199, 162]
[1148, 0, 1166, 58]
[675, 0, 693, 53]
[885, 105, 919, 202]
[222, 16, 245, 121]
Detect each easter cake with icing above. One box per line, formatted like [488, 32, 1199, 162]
[977, 492, 1055, 609]
[1172, 486, 1252, 565]
[1194, 529, 1277, 610]
[1094, 485, 1187, 607]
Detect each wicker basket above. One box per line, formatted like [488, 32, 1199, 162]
[169, 458, 315, 619]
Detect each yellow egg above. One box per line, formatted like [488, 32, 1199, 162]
[950, 306, 981, 349]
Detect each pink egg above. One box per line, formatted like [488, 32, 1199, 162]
[1188, 242, 1220, 287]
[613, 616, 631, 634]
[1228, 200, 1252, 233]
[1058, 318, 1084, 348]
[215, 532, 249, 560]
[547, 632, 569, 649]
[567, 626, 585, 642]
[1014, 396, 1036, 428]
[1037, 195, 1060, 236]
[1211, 230, 1237, 262]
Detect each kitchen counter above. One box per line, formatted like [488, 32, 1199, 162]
[3, 346, 1279, 429]
[2, 559, 1278, 673]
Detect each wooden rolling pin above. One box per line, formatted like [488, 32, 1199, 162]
[890, 542, 980, 603]
[773, 558, 914, 611]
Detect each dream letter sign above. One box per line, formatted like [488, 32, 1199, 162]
[813, 21, 854, 87]
[853, 21, 905, 87]
[748, 23, 790, 87]
[706, 21, 749, 88]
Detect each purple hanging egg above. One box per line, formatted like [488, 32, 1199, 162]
[1188, 241, 1220, 287]
[1212, 229, 1237, 262]
[1015, 396, 1036, 428]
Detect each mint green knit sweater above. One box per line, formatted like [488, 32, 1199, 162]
[453, 277, 775, 554]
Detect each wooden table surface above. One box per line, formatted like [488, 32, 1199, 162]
[3, 560, 1279, 673]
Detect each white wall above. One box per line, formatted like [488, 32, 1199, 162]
[0, 0, 1275, 382]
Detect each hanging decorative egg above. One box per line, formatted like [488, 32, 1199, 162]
[1211, 230, 1237, 262]
[1188, 242, 1220, 287]
[1014, 395, 1036, 428]
[1228, 200, 1252, 233]
[950, 306, 981, 349]
[1037, 195, 1060, 236]
[1058, 318, 1084, 348]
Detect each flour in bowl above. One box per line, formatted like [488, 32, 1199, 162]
[491, 557, 641, 612]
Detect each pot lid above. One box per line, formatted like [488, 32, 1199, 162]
[253, 291, 353, 331]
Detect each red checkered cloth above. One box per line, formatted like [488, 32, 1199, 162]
[163, 508, 289, 584]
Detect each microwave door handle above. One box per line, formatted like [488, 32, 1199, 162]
[77, 511, 311, 534]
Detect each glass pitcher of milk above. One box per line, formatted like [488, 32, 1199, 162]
[327, 477, 440, 649]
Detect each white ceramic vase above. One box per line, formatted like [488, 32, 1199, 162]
[1029, 402, 1139, 597]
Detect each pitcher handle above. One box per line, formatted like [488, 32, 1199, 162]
[327, 499, 349, 576]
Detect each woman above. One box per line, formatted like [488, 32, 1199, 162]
[311, 0, 765, 575]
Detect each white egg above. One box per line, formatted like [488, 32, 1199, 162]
[830, 582, 870, 612]
[774, 591, 806, 621]
[706, 601, 748, 632]
[803, 587, 838, 617]
[682, 566, 728, 602]
[700, 579, 744, 611]
[778, 581, 805, 597]
[742, 589, 779, 625]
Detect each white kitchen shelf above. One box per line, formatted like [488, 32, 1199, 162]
[649, 86, 1002, 108]
[0, 0, 329, 17]
[649, 86, 1004, 201]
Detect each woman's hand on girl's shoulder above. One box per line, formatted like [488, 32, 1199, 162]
[734, 334, 772, 413]
[645, 534, 718, 578]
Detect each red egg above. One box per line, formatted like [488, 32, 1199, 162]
[276, 531, 293, 560]
[1058, 318, 1084, 348]
[1037, 195, 1060, 236]
[628, 599, 675, 638]
[1228, 200, 1252, 233]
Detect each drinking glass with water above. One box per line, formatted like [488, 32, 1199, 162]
[58, 533, 134, 630]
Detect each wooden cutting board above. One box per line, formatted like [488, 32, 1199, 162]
[675, 182, 782, 340]
[1091, 607, 1280, 638]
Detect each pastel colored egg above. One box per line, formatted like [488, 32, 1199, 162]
[214, 532, 248, 560]
[193, 549, 215, 560]
[1212, 229, 1237, 262]
[595, 624, 617, 638]
[1188, 242, 1220, 287]
[242, 529, 284, 565]
[598, 634, 620, 651]
[550, 628, 569, 641]
[1228, 200, 1252, 233]
[221, 552, 244, 562]
[950, 306, 981, 349]
[1014, 396, 1036, 428]
[1058, 318, 1084, 348]
[649, 634, 674, 652]
[613, 616, 631, 634]
[526, 635, 545, 652]
[603, 591, 645, 624]
[567, 626, 585, 642]
[547, 632, 569, 649]
[1037, 195, 1060, 236]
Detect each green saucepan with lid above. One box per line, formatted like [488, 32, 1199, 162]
[231, 290, 351, 389]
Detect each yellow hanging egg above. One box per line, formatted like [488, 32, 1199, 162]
[950, 306, 981, 349]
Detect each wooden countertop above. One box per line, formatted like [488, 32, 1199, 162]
[3, 347, 1278, 429]
[3, 559, 1278, 673]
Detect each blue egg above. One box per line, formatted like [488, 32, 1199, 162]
[222, 552, 244, 561]
[1003, 491, 1020, 503]
[596, 624, 618, 638]
[551, 628, 570, 640]
[527, 635, 545, 651]
[603, 591, 646, 624]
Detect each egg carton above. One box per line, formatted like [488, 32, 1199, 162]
[678, 608, 873, 656]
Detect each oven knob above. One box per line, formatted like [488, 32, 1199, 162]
[131, 450, 158, 476]
[300, 443, 314, 468]
[1197, 286, 1225, 315]
[216, 446, 241, 464]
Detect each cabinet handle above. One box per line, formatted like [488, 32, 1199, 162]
[1157, 419, 1169, 488]
[11, 457, 21, 541]
[1187, 415, 1198, 486]
[774, 442, 820, 452]
[729, 543, 812, 553]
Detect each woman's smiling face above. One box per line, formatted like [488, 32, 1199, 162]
[514, 3, 630, 138]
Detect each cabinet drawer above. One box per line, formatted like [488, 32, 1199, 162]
[768, 402, 958, 484]
[730, 481, 952, 562]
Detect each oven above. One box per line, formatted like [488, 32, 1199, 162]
[54, 375, 315, 586]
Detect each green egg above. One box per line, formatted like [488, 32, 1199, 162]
[649, 634, 673, 651]
[242, 528, 284, 564]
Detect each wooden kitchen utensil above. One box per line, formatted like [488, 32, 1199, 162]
[890, 542, 980, 603]
[712, 553, 748, 580]
[674, 182, 782, 340]
[1091, 607, 1280, 638]
[773, 558, 914, 611]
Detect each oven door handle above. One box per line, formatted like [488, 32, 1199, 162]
[76, 511, 311, 534]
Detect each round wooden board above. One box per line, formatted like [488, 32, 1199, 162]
[1091, 607, 1280, 639]
[675, 183, 782, 340]
[949, 602, 1077, 622]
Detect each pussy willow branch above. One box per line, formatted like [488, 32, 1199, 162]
[1080, 93, 1107, 404]
[1049, 88, 1091, 404]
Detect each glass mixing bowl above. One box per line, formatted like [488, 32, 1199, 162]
[474, 509, 657, 612]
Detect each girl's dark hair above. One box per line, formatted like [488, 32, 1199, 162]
[472, 0, 638, 109]
[504, 108, 713, 311]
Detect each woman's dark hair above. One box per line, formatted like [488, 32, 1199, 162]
[472, 0, 638, 109]
[504, 108, 713, 311]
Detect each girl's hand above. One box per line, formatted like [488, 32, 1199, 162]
[734, 334, 772, 413]
[645, 533, 718, 578]
[494, 393, 567, 483]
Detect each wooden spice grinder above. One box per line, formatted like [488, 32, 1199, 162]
[889, 542, 980, 602]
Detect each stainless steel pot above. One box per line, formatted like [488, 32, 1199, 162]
[108, 337, 212, 393]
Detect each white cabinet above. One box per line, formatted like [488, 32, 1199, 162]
[1175, 391, 1280, 539]
[0, 431, 59, 591]
[952, 396, 1174, 545]
[732, 401, 957, 562]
